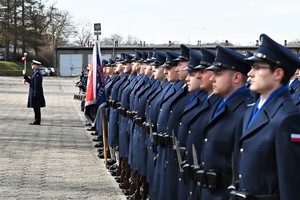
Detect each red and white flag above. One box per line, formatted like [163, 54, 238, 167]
[291, 133, 300, 142]
[84, 41, 106, 123]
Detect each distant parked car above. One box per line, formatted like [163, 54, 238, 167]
[39, 67, 48, 76]
[39, 67, 56, 76]
[48, 67, 56, 76]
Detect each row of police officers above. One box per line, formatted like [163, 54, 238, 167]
[89, 33, 300, 200]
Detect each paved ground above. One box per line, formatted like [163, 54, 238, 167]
[0, 76, 125, 200]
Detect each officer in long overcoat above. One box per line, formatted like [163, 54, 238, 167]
[231, 34, 300, 200]
[152, 45, 192, 200]
[23, 60, 46, 125]
[200, 46, 254, 200]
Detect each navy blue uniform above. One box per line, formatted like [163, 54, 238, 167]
[235, 88, 300, 200]
[145, 79, 169, 196]
[200, 87, 254, 200]
[289, 78, 300, 99]
[128, 75, 148, 168]
[108, 73, 127, 147]
[173, 90, 208, 200]
[24, 69, 46, 124]
[153, 81, 192, 200]
[131, 77, 155, 174]
[24, 69, 46, 108]
[118, 72, 137, 157]
[184, 94, 222, 200]
[136, 78, 158, 176]
[294, 88, 300, 110]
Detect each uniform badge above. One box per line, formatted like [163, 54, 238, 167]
[291, 133, 300, 142]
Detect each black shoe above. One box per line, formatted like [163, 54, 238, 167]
[98, 152, 110, 159]
[87, 127, 96, 131]
[92, 137, 102, 142]
[86, 122, 92, 126]
[91, 132, 98, 136]
[108, 163, 117, 170]
[29, 121, 40, 125]
[98, 152, 105, 159]
[97, 147, 104, 152]
[94, 142, 103, 148]
[110, 170, 117, 176]
[106, 159, 116, 166]
[115, 176, 121, 183]
[123, 189, 130, 196]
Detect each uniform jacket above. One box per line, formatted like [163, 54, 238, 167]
[108, 73, 128, 146]
[146, 79, 169, 128]
[201, 88, 254, 200]
[24, 69, 45, 108]
[157, 81, 191, 134]
[292, 80, 300, 109]
[235, 89, 300, 200]
[289, 78, 300, 99]
[185, 94, 222, 164]
[184, 94, 222, 200]
[136, 77, 157, 119]
[153, 81, 192, 200]
[105, 74, 119, 97]
[177, 90, 207, 146]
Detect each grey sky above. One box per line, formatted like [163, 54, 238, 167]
[50, 0, 300, 46]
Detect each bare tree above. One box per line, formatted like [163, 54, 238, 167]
[124, 35, 140, 45]
[74, 22, 93, 47]
[111, 34, 123, 44]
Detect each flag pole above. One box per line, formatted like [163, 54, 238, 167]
[101, 109, 108, 167]
[23, 52, 27, 73]
[22, 52, 27, 84]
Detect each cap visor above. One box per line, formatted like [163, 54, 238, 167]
[182, 67, 193, 71]
[245, 56, 265, 62]
[206, 65, 222, 71]
[195, 65, 207, 69]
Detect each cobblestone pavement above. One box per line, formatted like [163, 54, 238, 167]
[0, 76, 126, 200]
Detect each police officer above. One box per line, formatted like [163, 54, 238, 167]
[200, 45, 253, 200]
[152, 45, 192, 200]
[185, 48, 222, 200]
[126, 51, 149, 198]
[94, 58, 119, 146]
[144, 50, 169, 199]
[177, 51, 214, 199]
[23, 60, 46, 125]
[106, 54, 130, 162]
[231, 34, 300, 200]
[117, 50, 142, 192]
